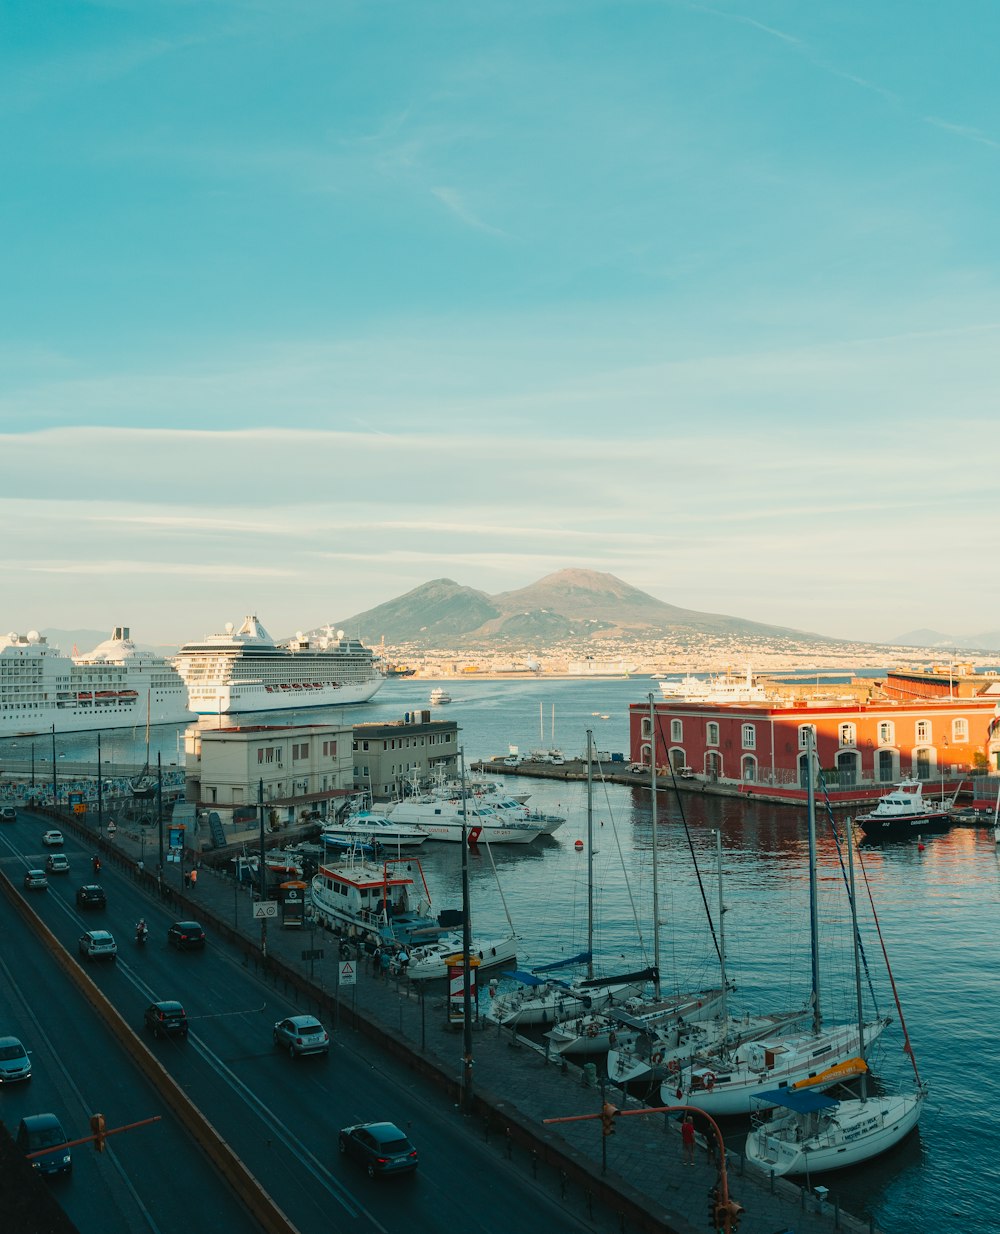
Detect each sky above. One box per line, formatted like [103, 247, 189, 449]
[3, 1, 999, 647]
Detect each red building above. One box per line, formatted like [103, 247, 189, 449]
[629, 669, 1000, 808]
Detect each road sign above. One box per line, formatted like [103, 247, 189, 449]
[106, 820, 117, 834]
[252, 901, 278, 919]
[338, 960, 356, 986]
[300, 948, 325, 961]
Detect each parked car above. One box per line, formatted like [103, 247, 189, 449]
[167, 921, 206, 950]
[0, 1036, 32, 1084]
[41, 830, 64, 847]
[0, 805, 16, 822]
[78, 930, 117, 961]
[17, 1113, 71, 1175]
[23, 869, 48, 891]
[502, 755, 520, 767]
[45, 853, 70, 875]
[75, 884, 106, 909]
[338, 1121, 418, 1178]
[143, 1001, 188, 1039]
[273, 1015, 329, 1058]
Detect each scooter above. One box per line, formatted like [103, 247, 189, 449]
[135, 924, 148, 946]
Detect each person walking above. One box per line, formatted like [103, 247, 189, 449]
[681, 1113, 696, 1166]
[190, 867, 198, 891]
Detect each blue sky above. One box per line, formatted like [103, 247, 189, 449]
[3, 1, 999, 646]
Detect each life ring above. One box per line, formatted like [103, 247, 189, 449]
[667, 1058, 679, 1074]
[704, 1071, 716, 1090]
[651, 1051, 663, 1065]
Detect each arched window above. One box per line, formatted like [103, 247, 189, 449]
[741, 755, 757, 781]
[706, 722, 720, 746]
[670, 719, 683, 741]
[742, 724, 756, 749]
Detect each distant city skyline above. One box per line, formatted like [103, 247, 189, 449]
[4, 4, 998, 645]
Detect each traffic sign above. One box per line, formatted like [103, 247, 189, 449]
[252, 900, 278, 919]
[338, 960, 356, 986]
[106, 820, 117, 834]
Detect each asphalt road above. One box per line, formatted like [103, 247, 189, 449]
[1, 813, 616, 1234]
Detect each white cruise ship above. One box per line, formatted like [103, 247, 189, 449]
[172, 615, 385, 716]
[0, 626, 194, 737]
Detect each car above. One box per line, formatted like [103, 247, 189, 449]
[78, 929, 117, 961]
[550, 756, 565, 766]
[273, 1015, 329, 1058]
[167, 921, 206, 950]
[17, 1113, 72, 1175]
[75, 884, 106, 909]
[41, 830, 64, 847]
[0, 805, 16, 822]
[0, 1036, 32, 1084]
[502, 755, 520, 767]
[45, 853, 70, 875]
[23, 869, 48, 891]
[143, 1000, 188, 1039]
[338, 1121, 418, 1178]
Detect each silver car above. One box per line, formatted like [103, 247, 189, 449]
[273, 1015, 329, 1058]
[0, 1036, 32, 1084]
[23, 869, 48, 891]
[78, 930, 118, 961]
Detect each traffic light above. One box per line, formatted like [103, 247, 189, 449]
[90, 1113, 107, 1153]
[724, 1198, 744, 1232]
[600, 1101, 619, 1136]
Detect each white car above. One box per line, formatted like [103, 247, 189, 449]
[41, 830, 64, 847]
[78, 930, 118, 961]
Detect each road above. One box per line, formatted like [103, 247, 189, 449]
[1, 813, 616, 1234]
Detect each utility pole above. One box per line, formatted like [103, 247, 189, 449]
[459, 746, 474, 1114]
[97, 732, 103, 837]
[51, 724, 57, 811]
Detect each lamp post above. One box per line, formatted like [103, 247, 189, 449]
[30, 743, 35, 794]
[157, 753, 164, 882]
[51, 724, 57, 811]
[459, 746, 474, 1115]
[97, 732, 103, 837]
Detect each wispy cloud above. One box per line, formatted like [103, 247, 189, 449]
[923, 116, 1000, 150]
[430, 186, 509, 236]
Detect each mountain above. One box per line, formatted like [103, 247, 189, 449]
[892, 628, 1000, 652]
[331, 569, 825, 649]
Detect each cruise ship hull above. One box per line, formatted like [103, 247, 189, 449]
[187, 676, 384, 715]
[0, 695, 192, 738]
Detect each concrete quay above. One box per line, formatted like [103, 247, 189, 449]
[52, 808, 886, 1234]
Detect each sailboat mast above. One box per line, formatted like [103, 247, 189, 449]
[806, 729, 822, 1033]
[648, 693, 661, 997]
[714, 828, 728, 1027]
[586, 728, 594, 982]
[845, 815, 868, 1097]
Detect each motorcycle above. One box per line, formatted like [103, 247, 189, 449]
[135, 924, 148, 946]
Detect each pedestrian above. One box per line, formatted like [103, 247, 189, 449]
[380, 948, 392, 980]
[137, 859, 144, 875]
[183, 870, 191, 889]
[190, 867, 198, 890]
[373, 945, 382, 977]
[681, 1113, 696, 1166]
[398, 947, 410, 977]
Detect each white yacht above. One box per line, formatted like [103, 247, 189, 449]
[385, 796, 543, 844]
[429, 687, 452, 705]
[321, 809, 428, 849]
[0, 626, 193, 737]
[172, 615, 384, 715]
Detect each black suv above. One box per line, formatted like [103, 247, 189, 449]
[167, 921, 206, 950]
[143, 1001, 188, 1039]
[76, 884, 106, 909]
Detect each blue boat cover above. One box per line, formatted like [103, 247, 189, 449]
[755, 1089, 839, 1113]
[501, 970, 567, 987]
[531, 951, 591, 973]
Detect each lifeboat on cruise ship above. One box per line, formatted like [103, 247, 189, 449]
[280, 684, 291, 690]
[292, 684, 303, 690]
[302, 682, 314, 689]
[95, 691, 116, 698]
[120, 689, 138, 698]
[313, 682, 323, 688]
[77, 692, 93, 700]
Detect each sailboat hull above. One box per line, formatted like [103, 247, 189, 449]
[746, 1089, 925, 1175]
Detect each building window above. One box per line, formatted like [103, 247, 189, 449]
[670, 719, 683, 741]
[741, 755, 757, 781]
[257, 748, 264, 763]
[641, 718, 651, 739]
[798, 724, 817, 750]
[952, 718, 968, 742]
[916, 720, 931, 743]
[839, 723, 856, 747]
[742, 724, 756, 750]
[878, 721, 894, 746]
[706, 722, 720, 746]
[266, 749, 274, 763]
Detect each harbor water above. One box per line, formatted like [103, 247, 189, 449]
[3, 676, 997, 1231]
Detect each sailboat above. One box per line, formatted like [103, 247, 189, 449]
[485, 729, 655, 1029]
[129, 690, 157, 800]
[992, 780, 1000, 845]
[745, 816, 926, 1174]
[668, 732, 891, 1116]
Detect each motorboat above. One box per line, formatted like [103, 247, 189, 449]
[545, 986, 726, 1057]
[856, 777, 956, 839]
[321, 810, 428, 849]
[429, 687, 452, 705]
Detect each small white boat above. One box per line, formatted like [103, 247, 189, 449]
[545, 987, 725, 1057]
[321, 810, 428, 849]
[485, 964, 655, 1029]
[429, 687, 452, 705]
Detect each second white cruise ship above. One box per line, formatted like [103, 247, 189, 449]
[172, 615, 385, 716]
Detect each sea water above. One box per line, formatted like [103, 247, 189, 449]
[4, 676, 995, 1232]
